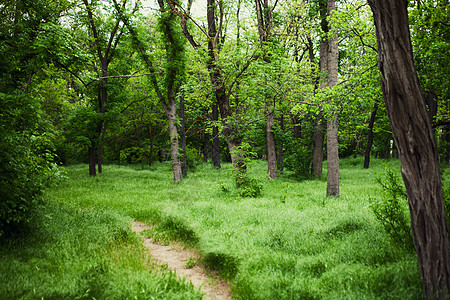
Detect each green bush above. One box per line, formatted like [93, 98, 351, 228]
[236, 173, 263, 198]
[370, 167, 414, 251]
[0, 131, 63, 237]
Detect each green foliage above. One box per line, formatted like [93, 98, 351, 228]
[0, 92, 65, 237]
[236, 173, 264, 198]
[370, 167, 414, 251]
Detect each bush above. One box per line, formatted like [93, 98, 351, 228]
[0, 131, 63, 237]
[236, 172, 263, 198]
[370, 167, 414, 251]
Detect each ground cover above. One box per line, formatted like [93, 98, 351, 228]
[1, 157, 427, 299]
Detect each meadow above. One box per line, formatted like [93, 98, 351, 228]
[0, 157, 429, 299]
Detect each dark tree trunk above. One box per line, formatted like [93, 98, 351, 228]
[88, 145, 96, 176]
[212, 103, 221, 168]
[179, 89, 187, 176]
[292, 115, 302, 140]
[364, 102, 378, 169]
[369, 0, 450, 298]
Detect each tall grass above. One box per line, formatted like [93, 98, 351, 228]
[2, 157, 424, 299]
[0, 198, 202, 299]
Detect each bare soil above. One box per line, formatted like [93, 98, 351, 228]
[131, 221, 232, 300]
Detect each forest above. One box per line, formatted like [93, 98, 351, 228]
[1, 0, 450, 298]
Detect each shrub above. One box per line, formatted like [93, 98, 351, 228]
[0, 132, 63, 237]
[370, 167, 414, 251]
[236, 174, 263, 198]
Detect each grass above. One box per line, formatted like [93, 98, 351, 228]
[1, 157, 425, 299]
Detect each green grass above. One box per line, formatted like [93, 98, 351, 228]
[1, 157, 425, 299]
[0, 199, 202, 299]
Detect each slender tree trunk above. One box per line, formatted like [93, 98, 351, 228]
[164, 97, 183, 183]
[369, 1, 450, 298]
[325, 0, 339, 197]
[364, 102, 378, 169]
[266, 102, 277, 179]
[255, 0, 278, 180]
[179, 88, 187, 176]
[292, 115, 302, 140]
[312, 0, 329, 179]
[212, 103, 221, 168]
[207, 0, 245, 181]
[88, 145, 96, 176]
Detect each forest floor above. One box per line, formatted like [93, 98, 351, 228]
[132, 221, 232, 300]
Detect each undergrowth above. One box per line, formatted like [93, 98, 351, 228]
[3, 157, 427, 299]
[0, 201, 202, 299]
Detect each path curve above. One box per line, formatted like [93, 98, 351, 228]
[131, 221, 232, 300]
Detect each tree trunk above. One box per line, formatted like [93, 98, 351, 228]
[292, 115, 302, 140]
[212, 103, 221, 168]
[312, 0, 329, 179]
[179, 88, 187, 176]
[364, 102, 378, 169]
[88, 145, 96, 176]
[325, 0, 339, 197]
[207, 0, 245, 181]
[369, 0, 450, 298]
[266, 102, 277, 179]
[326, 116, 339, 196]
[164, 97, 183, 183]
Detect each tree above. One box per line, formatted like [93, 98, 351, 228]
[113, 0, 185, 182]
[323, 0, 339, 197]
[255, 0, 279, 179]
[368, 0, 450, 298]
[0, 0, 68, 235]
[81, 0, 129, 175]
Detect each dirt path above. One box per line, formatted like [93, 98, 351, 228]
[131, 221, 232, 300]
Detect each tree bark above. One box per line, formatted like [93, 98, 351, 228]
[88, 144, 96, 176]
[364, 102, 378, 169]
[266, 103, 277, 179]
[325, 0, 339, 197]
[255, 0, 278, 179]
[368, 0, 450, 298]
[164, 97, 183, 183]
